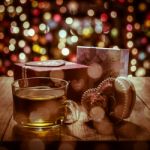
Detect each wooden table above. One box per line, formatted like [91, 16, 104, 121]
[0, 77, 150, 148]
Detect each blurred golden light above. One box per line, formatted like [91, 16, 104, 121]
[71, 35, 78, 43]
[40, 48, 46, 55]
[111, 28, 118, 37]
[126, 32, 133, 39]
[67, 1, 78, 14]
[33, 44, 40, 53]
[4, 0, 13, 6]
[144, 20, 150, 28]
[138, 3, 147, 11]
[131, 48, 138, 55]
[130, 65, 136, 72]
[16, 6, 23, 14]
[9, 38, 16, 45]
[7, 5, 15, 13]
[23, 29, 28, 36]
[61, 47, 70, 56]
[66, 37, 72, 45]
[71, 19, 80, 29]
[28, 28, 35, 36]
[39, 23, 47, 31]
[143, 60, 150, 69]
[134, 23, 141, 30]
[87, 9, 95, 17]
[18, 40, 26, 48]
[11, 21, 17, 26]
[40, 55, 48, 61]
[7, 70, 14, 77]
[9, 44, 15, 51]
[97, 41, 105, 48]
[0, 5, 5, 13]
[32, 1, 38, 7]
[19, 13, 27, 21]
[131, 59, 137, 65]
[56, 0, 63, 5]
[127, 15, 133, 22]
[3, 47, 9, 54]
[23, 21, 30, 29]
[135, 67, 146, 77]
[58, 42, 65, 49]
[43, 12, 51, 21]
[127, 40, 134, 48]
[82, 27, 93, 38]
[110, 11, 117, 18]
[65, 17, 73, 25]
[20, 0, 27, 4]
[11, 26, 20, 34]
[60, 6, 67, 13]
[0, 32, 4, 39]
[59, 38, 66, 43]
[128, 6, 134, 13]
[39, 36, 47, 45]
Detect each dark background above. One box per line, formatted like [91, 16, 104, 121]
[0, 0, 150, 77]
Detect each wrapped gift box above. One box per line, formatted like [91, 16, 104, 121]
[77, 46, 129, 87]
[13, 60, 89, 102]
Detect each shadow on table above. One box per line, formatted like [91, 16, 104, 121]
[114, 120, 150, 141]
[2, 120, 149, 150]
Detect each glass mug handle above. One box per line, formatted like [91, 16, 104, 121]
[63, 100, 80, 124]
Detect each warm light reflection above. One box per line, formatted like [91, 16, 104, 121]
[87, 9, 95, 16]
[131, 48, 138, 55]
[0, 5, 5, 13]
[59, 29, 67, 38]
[110, 11, 117, 18]
[18, 40, 26, 48]
[127, 15, 133, 22]
[131, 59, 137, 65]
[135, 68, 146, 76]
[61, 47, 70, 56]
[130, 65, 136, 72]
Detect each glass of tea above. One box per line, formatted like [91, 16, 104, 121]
[12, 77, 80, 128]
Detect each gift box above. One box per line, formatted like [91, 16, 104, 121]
[13, 60, 89, 102]
[77, 46, 129, 87]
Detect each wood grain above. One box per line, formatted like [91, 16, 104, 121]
[0, 77, 13, 141]
[129, 77, 150, 109]
[0, 77, 150, 142]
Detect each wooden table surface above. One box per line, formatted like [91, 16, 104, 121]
[0, 77, 150, 144]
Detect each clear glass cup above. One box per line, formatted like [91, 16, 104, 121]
[12, 77, 80, 128]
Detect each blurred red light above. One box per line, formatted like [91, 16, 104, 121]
[100, 13, 108, 22]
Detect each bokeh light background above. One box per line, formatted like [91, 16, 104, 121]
[0, 0, 150, 77]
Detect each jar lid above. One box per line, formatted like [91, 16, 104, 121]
[25, 60, 65, 67]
